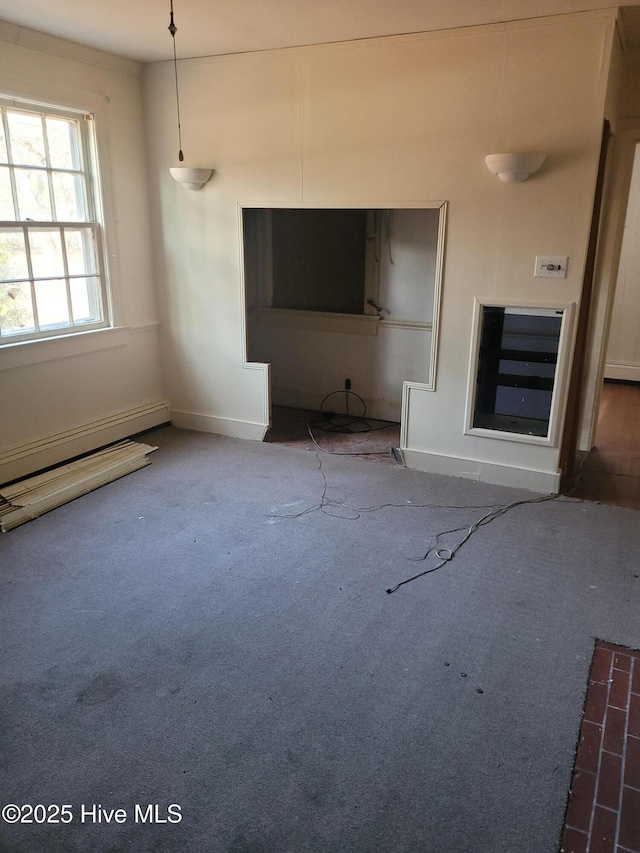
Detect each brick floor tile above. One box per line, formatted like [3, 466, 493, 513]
[629, 694, 640, 739]
[590, 805, 618, 853]
[559, 826, 588, 853]
[592, 647, 614, 684]
[625, 736, 640, 791]
[604, 707, 628, 755]
[597, 642, 640, 658]
[576, 720, 603, 774]
[619, 786, 640, 850]
[565, 769, 597, 832]
[597, 751, 623, 810]
[614, 652, 632, 673]
[563, 645, 640, 853]
[586, 681, 609, 725]
[598, 641, 626, 654]
[610, 668, 631, 711]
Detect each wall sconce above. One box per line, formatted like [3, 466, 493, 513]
[167, 0, 213, 191]
[169, 167, 214, 190]
[485, 152, 545, 183]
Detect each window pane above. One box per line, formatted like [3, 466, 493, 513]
[0, 99, 107, 344]
[45, 117, 82, 170]
[15, 169, 52, 221]
[7, 111, 46, 167]
[34, 279, 70, 329]
[65, 228, 97, 275]
[52, 171, 86, 221]
[29, 229, 64, 278]
[0, 167, 15, 219]
[0, 113, 7, 163]
[71, 276, 102, 323]
[0, 281, 35, 336]
[0, 230, 28, 281]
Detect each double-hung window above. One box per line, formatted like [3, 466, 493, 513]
[0, 97, 108, 344]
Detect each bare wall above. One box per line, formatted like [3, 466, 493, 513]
[0, 23, 167, 483]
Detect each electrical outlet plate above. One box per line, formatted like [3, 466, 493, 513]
[534, 256, 568, 278]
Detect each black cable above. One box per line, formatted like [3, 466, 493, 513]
[385, 493, 558, 594]
[320, 389, 366, 422]
[309, 388, 399, 439]
[270, 451, 577, 594]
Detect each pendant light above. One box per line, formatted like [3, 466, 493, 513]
[167, 0, 213, 191]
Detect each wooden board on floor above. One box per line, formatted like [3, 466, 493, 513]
[0, 440, 158, 532]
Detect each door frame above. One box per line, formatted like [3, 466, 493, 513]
[572, 121, 640, 458]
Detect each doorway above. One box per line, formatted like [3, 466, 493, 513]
[573, 380, 640, 509]
[571, 141, 640, 509]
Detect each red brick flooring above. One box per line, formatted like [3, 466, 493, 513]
[560, 640, 640, 853]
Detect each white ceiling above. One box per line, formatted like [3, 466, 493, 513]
[0, 0, 639, 63]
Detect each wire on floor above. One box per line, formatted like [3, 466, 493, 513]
[270, 451, 579, 594]
[304, 387, 399, 456]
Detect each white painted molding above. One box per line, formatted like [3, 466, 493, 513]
[0, 20, 142, 78]
[129, 322, 161, 335]
[0, 325, 153, 371]
[0, 399, 170, 486]
[401, 447, 560, 493]
[463, 299, 576, 448]
[250, 307, 379, 336]
[242, 361, 272, 429]
[378, 319, 433, 331]
[603, 361, 640, 382]
[170, 410, 269, 441]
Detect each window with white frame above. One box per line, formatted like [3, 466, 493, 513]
[0, 97, 108, 344]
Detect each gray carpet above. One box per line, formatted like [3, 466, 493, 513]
[1, 425, 639, 853]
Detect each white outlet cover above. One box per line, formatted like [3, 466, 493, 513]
[534, 256, 568, 278]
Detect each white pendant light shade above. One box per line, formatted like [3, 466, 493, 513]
[167, 2, 213, 191]
[169, 167, 214, 190]
[485, 152, 546, 183]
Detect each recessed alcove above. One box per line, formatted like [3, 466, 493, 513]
[465, 302, 575, 446]
[242, 203, 447, 425]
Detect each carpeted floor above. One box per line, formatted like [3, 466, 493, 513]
[1, 425, 639, 853]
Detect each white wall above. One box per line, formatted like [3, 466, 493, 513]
[143, 10, 615, 490]
[605, 141, 640, 382]
[0, 23, 167, 483]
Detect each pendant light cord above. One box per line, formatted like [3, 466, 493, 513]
[169, 0, 184, 162]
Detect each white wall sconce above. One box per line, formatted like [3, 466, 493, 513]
[485, 152, 546, 183]
[169, 167, 214, 190]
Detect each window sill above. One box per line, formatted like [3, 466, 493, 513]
[464, 425, 554, 447]
[0, 324, 157, 371]
[249, 307, 380, 336]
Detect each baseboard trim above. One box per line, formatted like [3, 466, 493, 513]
[604, 362, 640, 382]
[401, 447, 560, 493]
[170, 409, 269, 441]
[0, 399, 170, 485]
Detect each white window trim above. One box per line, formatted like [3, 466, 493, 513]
[0, 322, 160, 371]
[0, 93, 112, 346]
